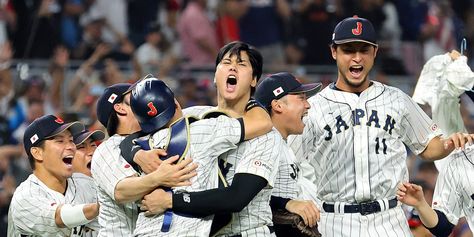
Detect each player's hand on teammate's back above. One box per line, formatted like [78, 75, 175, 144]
[396, 182, 426, 208]
[152, 156, 198, 187]
[443, 132, 474, 151]
[140, 188, 171, 216]
[134, 149, 167, 174]
[285, 200, 320, 227]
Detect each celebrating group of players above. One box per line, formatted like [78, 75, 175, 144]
[7, 16, 474, 237]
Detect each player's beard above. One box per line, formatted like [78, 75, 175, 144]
[339, 71, 369, 92]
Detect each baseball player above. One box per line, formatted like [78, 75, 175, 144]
[91, 83, 197, 236]
[70, 128, 106, 237]
[127, 77, 272, 236]
[287, 16, 474, 237]
[396, 50, 474, 236]
[138, 41, 282, 236]
[8, 115, 99, 236]
[396, 144, 474, 236]
[254, 72, 322, 236]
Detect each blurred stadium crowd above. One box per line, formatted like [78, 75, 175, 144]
[1, 0, 474, 236]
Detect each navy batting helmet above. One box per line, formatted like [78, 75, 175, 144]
[131, 78, 176, 133]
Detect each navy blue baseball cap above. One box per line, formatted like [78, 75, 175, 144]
[255, 72, 322, 109]
[96, 83, 132, 128]
[332, 16, 378, 47]
[24, 115, 84, 157]
[72, 129, 105, 145]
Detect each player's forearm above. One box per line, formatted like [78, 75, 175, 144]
[83, 203, 100, 221]
[55, 203, 98, 228]
[414, 201, 439, 228]
[172, 174, 267, 216]
[242, 106, 273, 140]
[419, 136, 453, 161]
[426, 210, 455, 237]
[114, 175, 160, 203]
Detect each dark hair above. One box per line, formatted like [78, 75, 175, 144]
[106, 111, 119, 136]
[215, 41, 263, 95]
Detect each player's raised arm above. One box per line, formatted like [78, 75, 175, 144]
[241, 98, 273, 140]
[419, 132, 474, 161]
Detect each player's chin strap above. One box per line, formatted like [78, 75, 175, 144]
[134, 116, 196, 232]
[202, 110, 234, 236]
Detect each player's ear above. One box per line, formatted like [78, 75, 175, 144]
[30, 147, 44, 162]
[250, 76, 257, 87]
[270, 99, 283, 113]
[331, 45, 337, 60]
[114, 103, 126, 116]
[373, 46, 378, 58]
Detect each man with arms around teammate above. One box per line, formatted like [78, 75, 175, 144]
[128, 77, 272, 236]
[288, 16, 474, 237]
[139, 41, 284, 236]
[91, 83, 197, 236]
[8, 115, 99, 236]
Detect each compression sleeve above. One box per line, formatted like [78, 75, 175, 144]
[426, 210, 455, 237]
[172, 173, 267, 217]
[270, 196, 291, 210]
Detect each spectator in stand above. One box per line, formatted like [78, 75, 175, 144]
[216, 0, 249, 46]
[177, 0, 219, 65]
[11, 0, 61, 59]
[297, 0, 337, 65]
[74, 5, 135, 61]
[394, 0, 429, 75]
[239, 0, 291, 66]
[135, 22, 164, 75]
[59, 0, 88, 50]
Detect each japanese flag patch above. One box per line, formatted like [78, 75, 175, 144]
[30, 134, 39, 144]
[273, 87, 284, 96]
[108, 93, 118, 103]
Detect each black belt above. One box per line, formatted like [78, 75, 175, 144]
[323, 198, 398, 216]
[229, 225, 275, 237]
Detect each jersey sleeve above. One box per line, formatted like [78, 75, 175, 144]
[10, 192, 66, 235]
[91, 137, 138, 202]
[234, 130, 281, 187]
[432, 159, 463, 225]
[400, 92, 442, 155]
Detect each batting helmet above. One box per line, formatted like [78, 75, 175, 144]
[131, 78, 176, 133]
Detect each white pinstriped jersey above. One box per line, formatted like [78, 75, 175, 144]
[432, 144, 474, 230]
[184, 106, 282, 237]
[71, 173, 99, 237]
[272, 141, 299, 199]
[288, 81, 441, 236]
[133, 116, 243, 237]
[91, 135, 139, 237]
[8, 174, 96, 237]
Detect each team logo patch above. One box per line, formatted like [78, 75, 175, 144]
[430, 124, 438, 131]
[147, 102, 158, 116]
[273, 87, 284, 97]
[352, 22, 362, 35]
[54, 117, 64, 124]
[30, 134, 39, 144]
[108, 93, 118, 103]
[124, 164, 130, 168]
